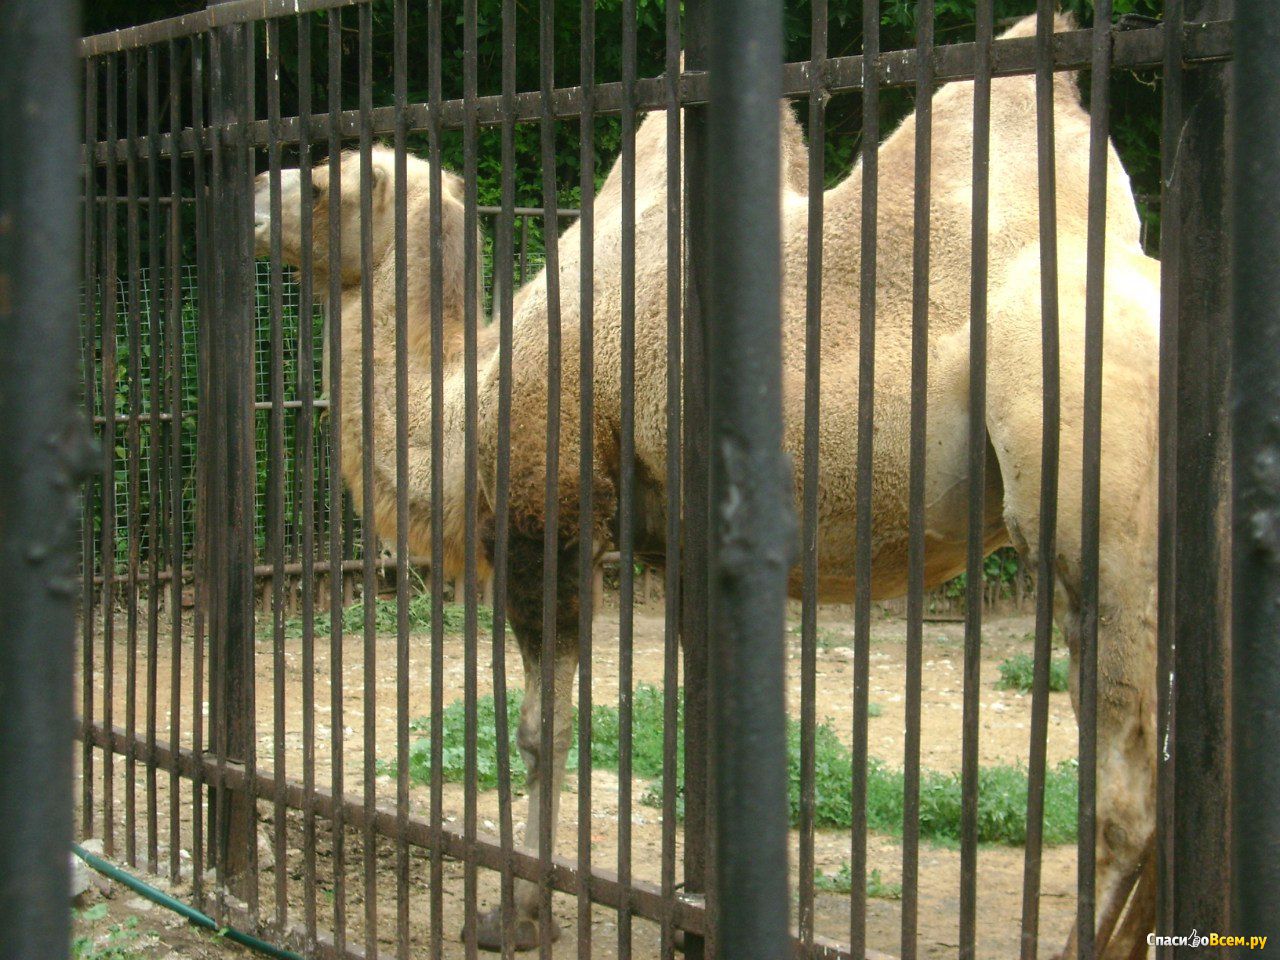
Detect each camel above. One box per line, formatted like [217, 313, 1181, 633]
[254, 13, 1160, 956]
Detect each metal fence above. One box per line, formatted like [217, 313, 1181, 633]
[53, 2, 1277, 960]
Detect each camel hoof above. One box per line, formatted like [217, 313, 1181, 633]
[463, 905, 562, 953]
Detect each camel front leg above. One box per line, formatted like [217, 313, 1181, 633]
[1056, 592, 1157, 960]
[471, 522, 582, 953]
[510, 648, 578, 937]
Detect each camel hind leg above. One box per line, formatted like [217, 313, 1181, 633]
[470, 521, 581, 952]
[983, 252, 1161, 959]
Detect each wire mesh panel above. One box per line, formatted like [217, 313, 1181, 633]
[71, 3, 1247, 960]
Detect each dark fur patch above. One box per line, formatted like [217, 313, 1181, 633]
[482, 513, 582, 662]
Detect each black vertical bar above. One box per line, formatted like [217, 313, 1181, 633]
[1154, 0, 1182, 946]
[165, 36, 185, 887]
[959, 3, 992, 958]
[1018, 4, 1062, 956]
[850, 2, 878, 952]
[391, 1, 411, 956]
[144, 44, 164, 876]
[576, 0, 597, 955]
[100, 52, 120, 861]
[265, 14, 288, 935]
[207, 8, 257, 901]
[618, 0, 637, 956]
[902, 2, 934, 954]
[0, 2, 83, 958]
[1076, 4, 1112, 955]
[325, 9, 347, 949]
[189, 36, 208, 905]
[798, 0, 827, 947]
[706, 0, 791, 957]
[1170, 1, 1233, 948]
[536, 0, 563, 950]
[425, 0, 445, 954]
[123, 48, 142, 869]
[659, 0, 682, 955]
[356, 6, 377, 953]
[1232, 0, 1280, 942]
[295, 11, 319, 948]
[491, 0, 520, 951]
[461, 0, 481, 953]
[82, 55, 100, 845]
[681, 0, 712, 952]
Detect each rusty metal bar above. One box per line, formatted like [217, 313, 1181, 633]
[324, 9, 348, 948]
[490, 0, 520, 951]
[1018, 4, 1063, 956]
[1169, 2, 1233, 949]
[390, 1, 410, 955]
[296, 11, 320, 946]
[576, 0, 598, 955]
[356, 6, 378, 952]
[618, 0, 638, 955]
[81, 21, 1235, 168]
[797, 0, 827, 949]
[902, 3, 935, 954]
[265, 13, 289, 934]
[850, 1, 879, 952]
[659, 0, 683, 954]
[81, 54, 100, 846]
[143, 44, 164, 875]
[682, 0, 712, 955]
[1076, 4, 1114, 955]
[959, 3, 993, 956]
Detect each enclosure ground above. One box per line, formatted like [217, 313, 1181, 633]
[78, 596, 1079, 958]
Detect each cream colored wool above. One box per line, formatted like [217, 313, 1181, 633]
[257, 14, 1160, 952]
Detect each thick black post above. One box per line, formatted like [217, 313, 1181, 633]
[1231, 2, 1280, 942]
[705, 1, 793, 959]
[204, 1, 257, 891]
[1166, 0, 1233, 945]
[0, 1, 86, 959]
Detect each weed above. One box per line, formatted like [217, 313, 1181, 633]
[996, 653, 1069, 693]
[280, 592, 492, 639]
[72, 906, 141, 960]
[397, 686, 1078, 846]
[813, 864, 902, 900]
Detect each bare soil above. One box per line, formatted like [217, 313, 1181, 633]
[77, 593, 1079, 959]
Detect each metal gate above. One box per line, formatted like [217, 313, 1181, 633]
[3, 0, 1276, 958]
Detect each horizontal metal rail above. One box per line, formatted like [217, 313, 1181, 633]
[83, 20, 1232, 166]
[78, 721, 857, 960]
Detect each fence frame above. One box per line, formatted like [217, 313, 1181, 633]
[63, 4, 1265, 960]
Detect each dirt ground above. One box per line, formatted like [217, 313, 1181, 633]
[76, 593, 1080, 959]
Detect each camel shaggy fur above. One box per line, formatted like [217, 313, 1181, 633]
[256, 13, 1160, 955]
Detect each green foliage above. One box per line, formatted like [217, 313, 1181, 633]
[280, 592, 493, 638]
[72, 906, 141, 960]
[996, 652, 1070, 693]
[397, 684, 1077, 845]
[813, 863, 902, 900]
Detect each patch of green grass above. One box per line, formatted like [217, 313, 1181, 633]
[789, 622, 849, 650]
[280, 593, 492, 639]
[996, 653, 1070, 693]
[396, 685, 1078, 846]
[73, 906, 141, 960]
[813, 864, 902, 900]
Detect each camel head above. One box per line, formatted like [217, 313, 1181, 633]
[254, 146, 457, 290]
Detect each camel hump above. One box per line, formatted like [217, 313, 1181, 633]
[997, 9, 1078, 41]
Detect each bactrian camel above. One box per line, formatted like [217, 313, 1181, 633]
[254, 13, 1160, 956]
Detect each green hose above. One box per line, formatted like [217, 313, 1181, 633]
[71, 843, 306, 960]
